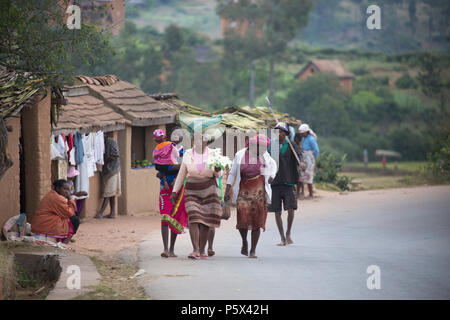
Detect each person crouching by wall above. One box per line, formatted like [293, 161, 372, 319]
[31, 179, 80, 244]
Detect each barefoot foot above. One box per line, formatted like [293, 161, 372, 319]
[286, 235, 294, 245]
[241, 242, 248, 256]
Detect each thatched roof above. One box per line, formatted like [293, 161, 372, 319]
[295, 59, 354, 79]
[52, 85, 130, 135]
[0, 67, 45, 120]
[75, 75, 176, 126]
[149, 94, 302, 131]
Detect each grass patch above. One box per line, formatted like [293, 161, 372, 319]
[339, 171, 431, 191]
[344, 161, 429, 173]
[315, 182, 343, 192]
[0, 243, 10, 277]
[74, 256, 147, 300]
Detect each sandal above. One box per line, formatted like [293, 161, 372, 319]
[161, 252, 170, 258]
[207, 249, 215, 257]
[188, 252, 200, 260]
[200, 254, 209, 260]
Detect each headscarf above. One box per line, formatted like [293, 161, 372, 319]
[249, 134, 270, 147]
[153, 129, 166, 139]
[298, 124, 317, 139]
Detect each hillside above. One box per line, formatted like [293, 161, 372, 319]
[126, 0, 450, 53]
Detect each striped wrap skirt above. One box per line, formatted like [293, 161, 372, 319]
[184, 176, 222, 228]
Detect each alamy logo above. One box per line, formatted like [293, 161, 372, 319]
[366, 265, 381, 290]
[366, 5, 381, 30]
[66, 5, 81, 30]
[66, 265, 81, 290]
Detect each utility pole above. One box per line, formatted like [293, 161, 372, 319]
[250, 61, 255, 107]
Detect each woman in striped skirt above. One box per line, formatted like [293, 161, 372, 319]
[171, 135, 222, 260]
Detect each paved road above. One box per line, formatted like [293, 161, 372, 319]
[138, 186, 450, 299]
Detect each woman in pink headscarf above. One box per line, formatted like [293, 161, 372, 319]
[225, 134, 277, 258]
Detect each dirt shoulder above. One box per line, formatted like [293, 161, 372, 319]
[69, 212, 161, 259]
[65, 212, 161, 300]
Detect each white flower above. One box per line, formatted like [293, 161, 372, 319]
[206, 148, 231, 169]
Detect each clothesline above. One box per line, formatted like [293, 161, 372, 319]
[50, 130, 105, 200]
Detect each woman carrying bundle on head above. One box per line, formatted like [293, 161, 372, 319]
[170, 132, 224, 260]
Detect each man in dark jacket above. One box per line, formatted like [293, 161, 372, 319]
[269, 122, 303, 246]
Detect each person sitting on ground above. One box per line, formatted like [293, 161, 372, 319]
[31, 179, 80, 244]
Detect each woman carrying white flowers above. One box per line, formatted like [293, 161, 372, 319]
[225, 134, 277, 258]
[171, 134, 226, 260]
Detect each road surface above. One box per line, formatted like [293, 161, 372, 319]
[138, 185, 450, 299]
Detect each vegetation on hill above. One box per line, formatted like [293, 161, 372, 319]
[73, 1, 449, 167]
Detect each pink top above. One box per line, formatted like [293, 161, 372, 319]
[193, 147, 208, 174]
[240, 149, 263, 179]
[172, 148, 222, 194]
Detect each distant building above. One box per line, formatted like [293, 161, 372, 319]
[75, 0, 125, 35]
[295, 59, 354, 93]
[219, 0, 262, 38]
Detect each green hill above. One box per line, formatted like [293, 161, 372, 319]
[126, 0, 449, 53]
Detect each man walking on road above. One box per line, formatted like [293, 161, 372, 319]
[269, 122, 303, 246]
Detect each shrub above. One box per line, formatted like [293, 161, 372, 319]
[336, 175, 351, 191]
[315, 152, 351, 190]
[427, 126, 450, 181]
[351, 65, 369, 76]
[395, 74, 418, 89]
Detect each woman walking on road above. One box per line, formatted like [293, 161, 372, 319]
[171, 134, 223, 260]
[298, 124, 319, 198]
[225, 134, 277, 258]
[153, 129, 187, 258]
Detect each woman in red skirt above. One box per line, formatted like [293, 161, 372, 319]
[225, 134, 277, 258]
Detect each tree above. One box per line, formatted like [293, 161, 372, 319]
[0, 0, 112, 180]
[217, 0, 314, 104]
[414, 52, 449, 96]
[282, 74, 351, 137]
[0, 0, 112, 88]
[258, 0, 313, 102]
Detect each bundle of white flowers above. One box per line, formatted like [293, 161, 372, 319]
[206, 148, 232, 170]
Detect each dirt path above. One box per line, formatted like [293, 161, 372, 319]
[69, 212, 161, 259]
[65, 212, 161, 300]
